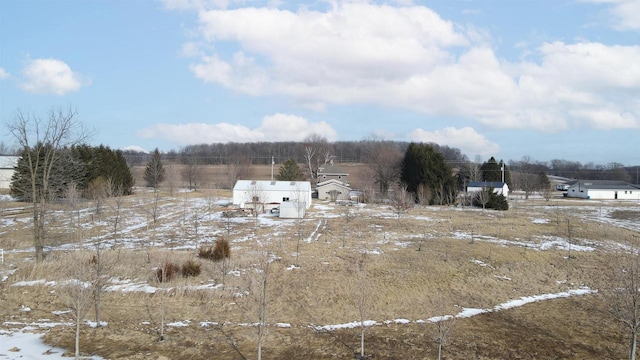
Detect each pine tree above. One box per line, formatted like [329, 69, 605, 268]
[276, 158, 305, 181]
[144, 148, 165, 189]
[400, 143, 457, 205]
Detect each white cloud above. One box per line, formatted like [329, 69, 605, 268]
[136, 113, 338, 145]
[582, 0, 640, 31]
[406, 127, 500, 158]
[19, 58, 88, 95]
[176, 2, 640, 133]
[0, 67, 9, 79]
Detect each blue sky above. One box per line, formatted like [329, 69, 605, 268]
[1, 0, 639, 165]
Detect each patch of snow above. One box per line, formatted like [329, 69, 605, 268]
[286, 265, 300, 271]
[314, 320, 378, 331]
[276, 323, 291, 328]
[470, 259, 489, 267]
[531, 218, 549, 224]
[86, 320, 108, 328]
[167, 320, 190, 327]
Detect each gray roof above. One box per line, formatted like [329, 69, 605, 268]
[467, 181, 507, 188]
[317, 164, 348, 175]
[570, 180, 640, 190]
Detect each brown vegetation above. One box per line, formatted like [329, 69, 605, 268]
[1, 182, 639, 359]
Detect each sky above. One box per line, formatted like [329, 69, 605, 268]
[0, 0, 638, 165]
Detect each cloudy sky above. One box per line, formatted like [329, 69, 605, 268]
[1, 0, 638, 164]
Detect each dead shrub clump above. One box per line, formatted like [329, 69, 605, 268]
[181, 259, 201, 278]
[156, 261, 180, 282]
[198, 237, 231, 262]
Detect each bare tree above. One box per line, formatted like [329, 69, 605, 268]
[353, 241, 369, 359]
[393, 184, 414, 219]
[7, 107, 89, 262]
[64, 182, 83, 249]
[302, 134, 332, 180]
[182, 156, 203, 190]
[227, 155, 251, 188]
[59, 253, 94, 359]
[607, 249, 640, 360]
[475, 188, 491, 210]
[364, 139, 402, 198]
[106, 177, 126, 247]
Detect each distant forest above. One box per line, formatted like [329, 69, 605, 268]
[119, 140, 639, 184]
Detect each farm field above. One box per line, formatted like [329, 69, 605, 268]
[1, 185, 640, 359]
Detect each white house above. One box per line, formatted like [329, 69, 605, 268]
[233, 180, 312, 210]
[0, 156, 19, 189]
[316, 179, 351, 202]
[565, 180, 640, 200]
[466, 181, 510, 198]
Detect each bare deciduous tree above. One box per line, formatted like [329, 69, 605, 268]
[606, 249, 640, 360]
[59, 254, 94, 359]
[7, 107, 89, 262]
[393, 184, 414, 219]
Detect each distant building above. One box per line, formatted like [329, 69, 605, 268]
[0, 156, 19, 189]
[232, 180, 312, 210]
[316, 163, 351, 201]
[565, 180, 640, 200]
[466, 181, 510, 198]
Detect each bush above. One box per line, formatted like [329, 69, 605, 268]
[181, 259, 201, 278]
[198, 237, 231, 262]
[213, 237, 231, 261]
[198, 246, 215, 260]
[155, 261, 180, 282]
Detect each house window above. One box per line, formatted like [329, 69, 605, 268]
[338, 175, 341, 179]
[283, 197, 290, 202]
[252, 196, 259, 202]
[323, 175, 326, 179]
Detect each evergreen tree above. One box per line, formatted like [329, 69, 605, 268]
[276, 158, 305, 181]
[400, 143, 457, 205]
[480, 157, 511, 186]
[144, 148, 165, 189]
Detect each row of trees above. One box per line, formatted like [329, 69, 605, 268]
[10, 144, 134, 201]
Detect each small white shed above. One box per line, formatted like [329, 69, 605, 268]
[233, 180, 312, 209]
[0, 156, 19, 189]
[466, 181, 509, 198]
[279, 201, 306, 219]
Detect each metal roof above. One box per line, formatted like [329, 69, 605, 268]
[233, 180, 311, 192]
[467, 181, 507, 188]
[570, 180, 640, 190]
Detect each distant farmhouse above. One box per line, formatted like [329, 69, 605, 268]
[316, 163, 351, 201]
[466, 181, 510, 198]
[0, 156, 19, 189]
[565, 180, 640, 200]
[232, 180, 312, 218]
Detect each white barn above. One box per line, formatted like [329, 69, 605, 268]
[0, 156, 19, 189]
[233, 180, 312, 209]
[466, 181, 510, 198]
[565, 180, 640, 200]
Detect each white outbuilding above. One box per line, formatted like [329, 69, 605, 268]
[565, 180, 640, 200]
[466, 181, 510, 198]
[0, 156, 19, 189]
[233, 180, 312, 210]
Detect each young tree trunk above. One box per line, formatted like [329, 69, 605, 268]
[630, 331, 637, 360]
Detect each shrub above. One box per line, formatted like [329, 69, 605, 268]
[155, 261, 180, 282]
[198, 246, 215, 260]
[198, 237, 231, 262]
[181, 259, 201, 278]
[213, 237, 231, 261]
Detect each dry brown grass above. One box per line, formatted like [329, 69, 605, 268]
[1, 184, 639, 359]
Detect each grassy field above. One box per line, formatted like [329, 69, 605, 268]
[1, 170, 640, 359]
